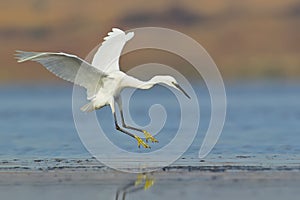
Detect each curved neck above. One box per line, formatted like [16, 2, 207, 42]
[122, 75, 165, 90]
[137, 80, 157, 89]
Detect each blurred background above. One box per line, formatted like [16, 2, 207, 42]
[0, 0, 300, 161]
[1, 0, 300, 82]
[1, 2, 300, 199]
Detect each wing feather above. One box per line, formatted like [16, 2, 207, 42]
[15, 51, 107, 99]
[91, 28, 134, 73]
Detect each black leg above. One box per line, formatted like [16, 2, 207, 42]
[116, 97, 145, 133]
[119, 110, 145, 133]
[114, 112, 150, 148]
[114, 112, 135, 138]
[119, 110, 158, 143]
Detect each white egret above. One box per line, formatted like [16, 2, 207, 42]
[15, 28, 190, 149]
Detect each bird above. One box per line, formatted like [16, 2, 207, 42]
[15, 28, 190, 149]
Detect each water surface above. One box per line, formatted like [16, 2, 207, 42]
[0, 81, 299, 160]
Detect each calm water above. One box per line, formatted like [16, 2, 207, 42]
[0, 80, 300, 160]
[1, 80, 300, 200]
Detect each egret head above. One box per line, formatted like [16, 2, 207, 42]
[152, 75, 191, 99]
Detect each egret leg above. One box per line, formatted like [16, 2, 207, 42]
[113, 113, 150, 149]
[120, 110, 158, 143]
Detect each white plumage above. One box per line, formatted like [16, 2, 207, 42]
[15, 28, 190, 149]
[92, 28, 134, 73]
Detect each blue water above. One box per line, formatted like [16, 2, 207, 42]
[0, 80, 299, 160]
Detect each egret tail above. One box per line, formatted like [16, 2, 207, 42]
[80, 102, 95, 112]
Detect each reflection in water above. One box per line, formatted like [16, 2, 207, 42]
[115, 174, 155, 200]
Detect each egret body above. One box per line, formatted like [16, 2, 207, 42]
[15, 28, 190, 148]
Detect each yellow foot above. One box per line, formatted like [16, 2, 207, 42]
[135, 174, 155, 190]
[143, 130, 159, 143]
[134, 135, 151, 149]
[144, 178, 155, 190]
[134, 174, 145, 186]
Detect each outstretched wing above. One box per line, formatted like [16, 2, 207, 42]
[91, 28, 134, 73]
[15, 51, 107, 99]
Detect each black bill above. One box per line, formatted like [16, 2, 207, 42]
[172, 82, 191, 99]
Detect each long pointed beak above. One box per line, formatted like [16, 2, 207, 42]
[172, 83, 191, 99]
